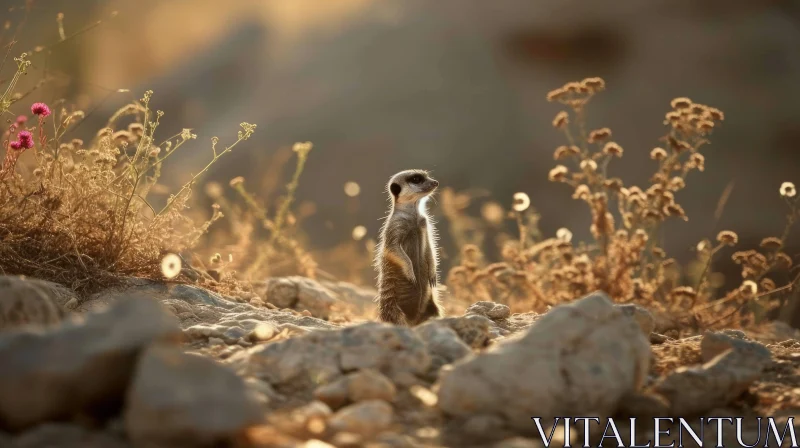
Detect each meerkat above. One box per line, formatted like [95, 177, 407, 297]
[374, 169, 444, 326]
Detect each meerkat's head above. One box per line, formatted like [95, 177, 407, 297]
[387, 169, 439, 205]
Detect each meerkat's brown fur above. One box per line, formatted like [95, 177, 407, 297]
[374, 169, 444, 326]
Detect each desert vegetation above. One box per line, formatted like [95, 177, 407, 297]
[0, 7, 798, 448]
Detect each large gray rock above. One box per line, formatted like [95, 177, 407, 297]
[89, 279, 339, 348]
[0, 297, 180, 431]
[237, 322, 431, 393]
[437, 291, 651, 430]
[0, 276, 70, 332]
[125, 345, 263, 447]
[260, 276, 340, 319]
[652, 331, 772, 415]
[327, 400, 394, 436]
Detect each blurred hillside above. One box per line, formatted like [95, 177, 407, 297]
[8, 0, 800, 276]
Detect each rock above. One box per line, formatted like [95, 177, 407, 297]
[262, 277, 339, 319]
[615, 304, 655, 335]
[265, 278, 300, 309]
[0, 276, 68, 332]
[347, 369, 396, 403]
[0, 297, 180, 432]
[9, 423, 129, 448]
[437, 291, 651, 430]
[314, 379, 350, 410]
[241, 322, 430, 391]
[466, 301, 511, 320]
[615, 391, 670, 418]
[125, 345, 263, 447]
[328, 400, 393, 436]
[415, 322, 472, 372]
[652, 333, 772, 415]
[438, 315, 492, 349]
[700, 329, 758, 362]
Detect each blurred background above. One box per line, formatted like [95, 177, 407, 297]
[6, 0, 800, 287]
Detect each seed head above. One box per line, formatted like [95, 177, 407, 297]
[601, 142, 623, 157]
[579, 159, 597, 172]
[572, 184, 591, 200]
[780, 181, 796, 198]
[546, 87, 567, 102]
[556, 227, 573, 242]
[31, 102, 51, 117]
[161, 253, 182, 279]
[548, 165, 569, 182]
[229, 176, 245, 187]
[512, 192, 531, 212]
[759, 237, 782, 251]
[650, 147, 667, 161]
[581, 77, 606, 92]
[716, 230, 738, 246]
[670, 97, 692, 110]
[689, 153, 705, 172]
[739, 280, 758, 298]
[552, 111, 569, 129]
[588, 128, 611, 143]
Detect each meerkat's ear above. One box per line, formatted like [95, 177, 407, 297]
[390, 182, 401, 198]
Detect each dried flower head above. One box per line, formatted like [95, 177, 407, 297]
[556, 227, 573, 242]
[161, 253, 182, 279]
[601, 142, 623, 157]
[572, 184, 591, 200]
[739, 280, 758, 298]
[779, 182, 796, 198]
[588, 128, 611, 143]
[552, 111, 569, 129]
[579, 159, 597, 172]
[546, 87, 567, 102]
[581, 77, 605, 92]
[229, 176, 245, 187]
[548, 165, 569, 182]
[689, 153, 705, 172]
[670, 97, 692, 110]
[293, 141, 313, 154]
[31, 102, 51, 117]
[759, 237, 783, 251]
[512, 192, 531, 212]
[650, 147, 667, 161]
[716, 230, 738, 246]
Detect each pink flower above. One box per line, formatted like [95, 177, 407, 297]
[17, 130, 34, 149]
[31, 102, 51, 117]
[16, 115, 28, 125]
[9, 141, 22, 150]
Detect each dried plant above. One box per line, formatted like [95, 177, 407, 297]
[445, 77, 799, 332]
[0, 54, 256, 293]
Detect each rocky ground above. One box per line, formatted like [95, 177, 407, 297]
[0, 274, 798, 447]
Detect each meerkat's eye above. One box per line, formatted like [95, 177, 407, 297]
[408, 174, 424, 184]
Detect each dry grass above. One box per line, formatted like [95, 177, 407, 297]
[2, 23, 798, 333]
[0, 53, 257, 293]
[444, 78, 800, 332]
